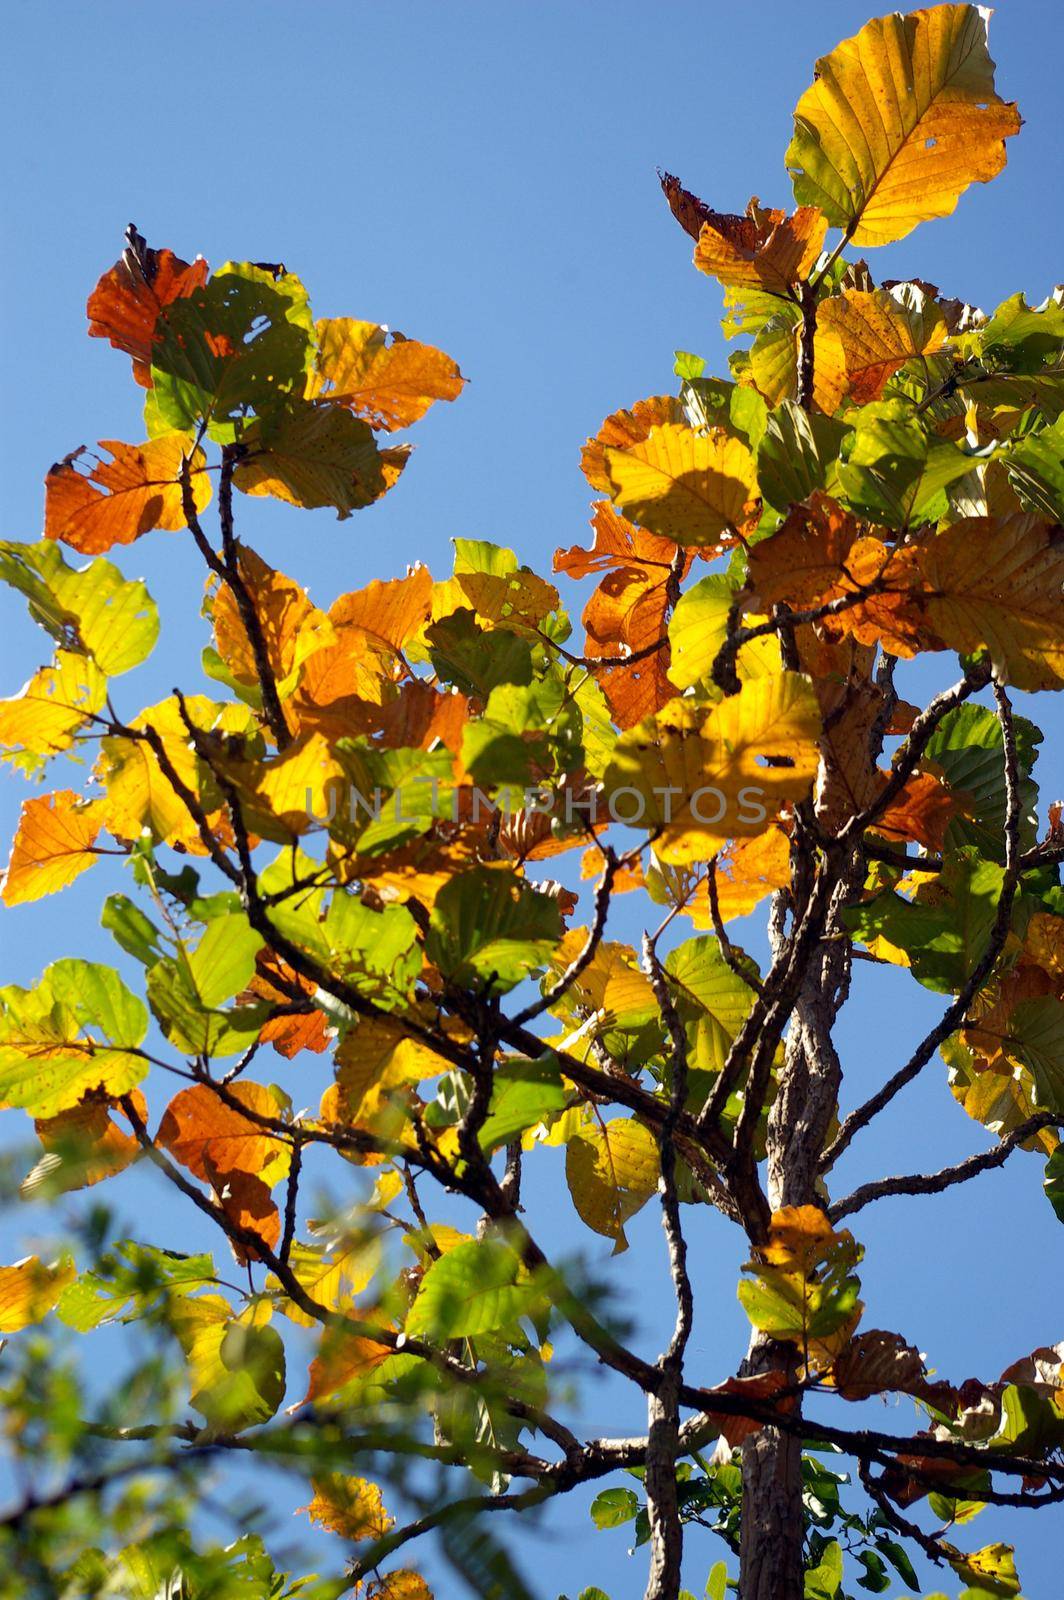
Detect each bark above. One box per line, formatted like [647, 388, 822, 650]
[739, 862, 859, 1598]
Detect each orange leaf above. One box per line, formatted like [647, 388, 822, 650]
[556, 502, 690, 728]
[2, 790, 102, 906]
[308, 318, 464, 432]
[301, 1319, 394, 1405]
[87, 233, 209, 387]
[45, 436, 212, 554]
[207, 1161, 281, 1266]
[874, 769, 962, 851]
[209, 545, 332, 692]
[29, 1088, 147, 1193]
[157, 1081, 290, 1187]
[661, 181, 827, 295]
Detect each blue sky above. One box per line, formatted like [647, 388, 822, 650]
[1, 1, 1063, 1594]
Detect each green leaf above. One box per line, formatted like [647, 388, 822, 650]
[462, 674, 581, 787]
[837, 408, 972, 528]
[150, 263, 315, 441]
[665, 937, 760, 1074]
[101, 893, 166, 968]
[0, 959, 148, 1116]
[427, 866, 562, 993]
[146, 912, 265, 1058]
[756, 401, 847, 514]
[478, 1059, 569, 1153]
[56, 1243, 216, 1332]
[589, 1487, 639, 1529]
[854, 1550, 890, 1592]
[0, 539, 158, 676]
[844, 853, 1008, 994]
[925, 704, 1041, 860]
[1007, 415, 1064, 521]
[1008, 997, 1064, 1110]
[706, 1563, 729, 1600]
[406, 1239, 541, 1340]
[232, 399, 388, 516]
[1045, 1145, 1064, 1223]
[803, 1538, 843, 1599]
[323, 894, 420, 1003]
[426, 608, 535, 699]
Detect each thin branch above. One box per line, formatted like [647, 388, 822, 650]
[706, 857, 762, 994]
[347, 1482, 558, 1585]
[510, 849, 617, 1027]
[830, 1111, 1064, 1221]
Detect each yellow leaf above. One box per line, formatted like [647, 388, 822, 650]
[367, 1573, 433, 1600]
[813, 289, 948, 413]
[44, 435, 211, 554]
[96, 696, 248, 851]
[603, 672, 821, 865]
[602, 423, 758, 549]
[2, 790, 102, 905]
[786, 4, 1020, 246]
[320, 1019, 446, 1162]
[308, 318, 464, 432]
[565, 1116, 659, 1252]
[580, 396, 685, 494]
[234, 730, 347, 839]
[299, 1474, 392, 1541]
[0, 1255, 75, 1333]
[0, 651, 107, 772]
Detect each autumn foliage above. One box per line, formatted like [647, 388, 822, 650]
[2, 7, 1063, 1600]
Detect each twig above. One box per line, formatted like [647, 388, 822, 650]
[510, 850, 617, 1027]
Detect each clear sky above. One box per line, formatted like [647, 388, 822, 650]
[1, 1, 1062, 1595]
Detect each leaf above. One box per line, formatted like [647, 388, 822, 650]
[44, 435, 211, 554]
[478, 1060, 569, 1154]
[579, 395, 685, 494]
[307, 317, 464, 431]
[837, 409, 973, 529]
[0, 649, 107, 773]
[25, 1090, 147, 1196]
[786, 4, 1020, 246]
[1, 790, 102, 905]
[206, 543, 333, 697]
[405, 1239, 540, 1340]
[602, 672, 821, 865]
[589, 1487, 639, 1529]
[690, 827, 792, 926]
[149, 262, 315, 439]
[87, 233, 209, 386]
[171, 1295, 286, 1431]
[564, 1116, 659, 1251]
[147, 914, 267, 1059]
[367, 1575, 432, 1600]
[601, 423, 758, 549]
[803, 1539, 843, 1599]
[233, 400, 396, 517]
[96, 695, 247, 851]
[755, 402, 847, 513]
[0, 959, 148, 1116]
[690, 195, 828, 296]
[901, 513, 1064, 691]
[668, 572, 780, 693]
[830, 1329, 932, 1402]
[738, 1206, 863, 1373]
[426, 866, 562, 992]
[157, 1081, 290, 1189]
[665, 937, 760, 1073]
[298, 1474, 392, 1541]
[0, 1255, 75, 1333]
[1045, 1146, 1064, 1225]
[0, 538, 159, 675]
[946, 1542, 1019, 1597]
[556, 502, 690, 727]
[813, 289, 948, 413]
[321, 1017, 446, 1157]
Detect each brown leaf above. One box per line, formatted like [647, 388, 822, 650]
[157, 1081, 290, 1187]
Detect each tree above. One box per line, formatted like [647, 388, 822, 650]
[1, 3, 1062, 1596]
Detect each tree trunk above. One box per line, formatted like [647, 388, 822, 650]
[738, 865, 856, 1597]
[739, 1337, 804, 1600]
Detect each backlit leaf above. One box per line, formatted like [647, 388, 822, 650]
[0, 1255, 76, 1333]
[786, 4, 1020, 246]
[308, 317, 464, 431]
[564, 1116, 659, 1251]
[1, 790, 102, 905]
[601, 424, 758, 550]
[44, 435, 211, 554]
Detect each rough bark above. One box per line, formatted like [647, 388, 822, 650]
[739, 862, 859, 1598]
